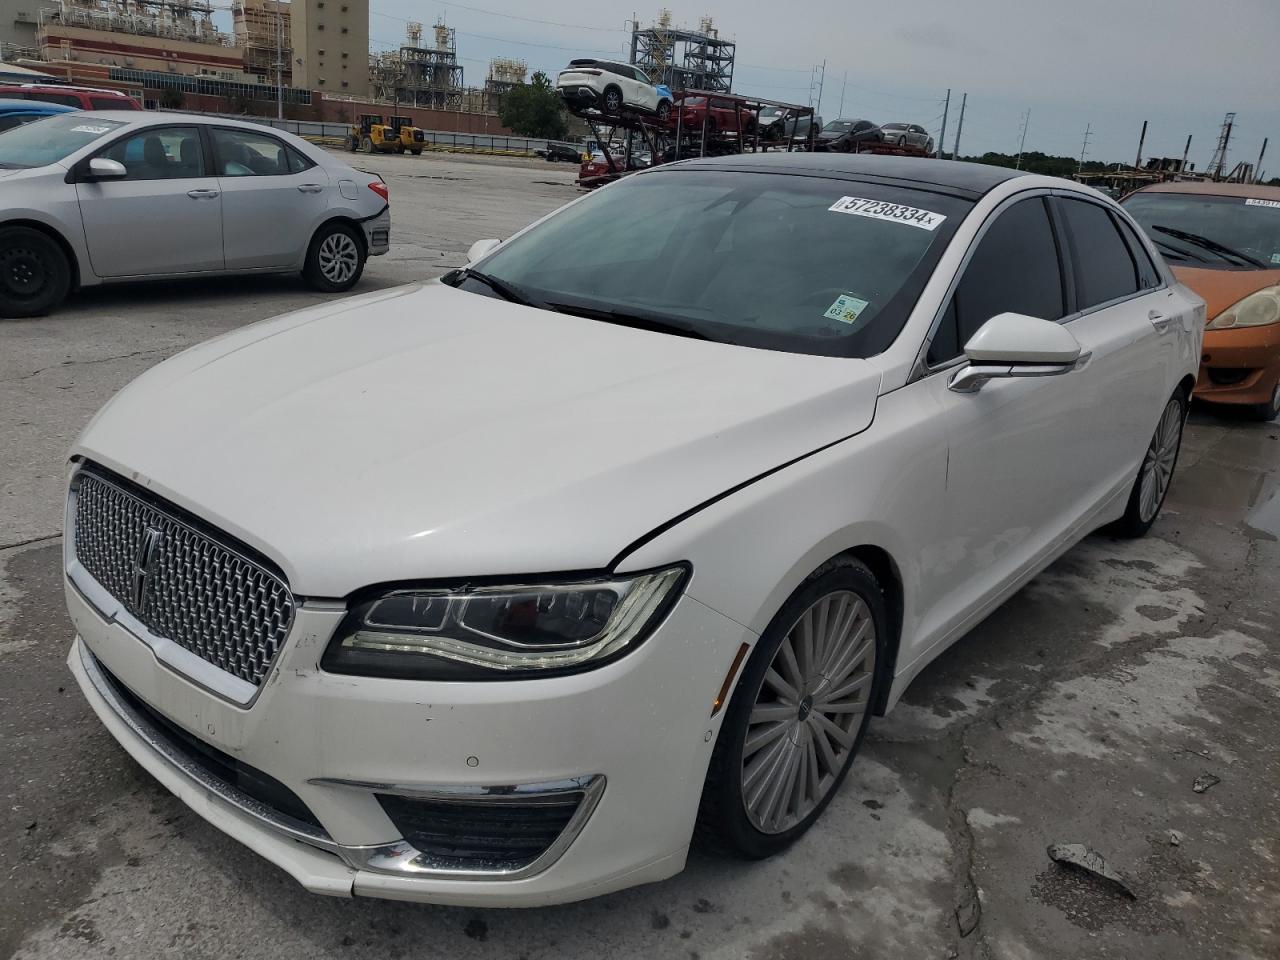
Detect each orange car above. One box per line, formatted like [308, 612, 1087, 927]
[1123, 182, 1280, 421]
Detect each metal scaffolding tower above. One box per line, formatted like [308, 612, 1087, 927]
[370, 19, 464, 110]
[1207, 112, 1236, 181]
[630, 10, 735, 93]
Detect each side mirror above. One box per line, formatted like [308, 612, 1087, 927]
[949, 312, 1087, 394]
[80, 157, 127, 182]
[466, 238, 501, 263]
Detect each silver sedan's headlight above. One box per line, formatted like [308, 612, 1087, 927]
[322, 566, 687, 680]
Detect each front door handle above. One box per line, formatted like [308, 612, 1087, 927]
[1149, 309, 1175, 334]
[297, 183, 324, 193]
[187, 188, 220, 199]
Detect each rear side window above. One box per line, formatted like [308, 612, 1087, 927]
[928, 197, 1065, 365]
[1114, 214, 1161, 289]
[211, 127, 291, 176]
[28, 92, 81, 107]
[90, 97, 125, 110]
[286, 146, 315, 173]
[1058, 198, 1140, 309]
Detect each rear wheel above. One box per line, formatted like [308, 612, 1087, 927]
[656, 99, 671, 121]
[1110, 391, 1187, 538]
[303, 221, 365, 293]
[411, 149, 422, 156]
[361, 136, 373, 154]
[696, 558, 885, 859]
[0, 226, 71, 318]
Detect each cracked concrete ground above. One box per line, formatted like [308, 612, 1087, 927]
[2, 152, 1278, 959]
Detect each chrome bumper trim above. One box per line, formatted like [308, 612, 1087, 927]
[80, 640, 605, 882]
[77, 639, 340, 854]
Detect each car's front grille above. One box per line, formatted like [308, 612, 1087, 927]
[71, 466, 294, 688]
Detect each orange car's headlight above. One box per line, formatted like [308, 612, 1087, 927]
[1207, 284, 1280, 330]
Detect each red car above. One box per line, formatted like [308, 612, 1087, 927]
[673, 96, 756, 135]
[0, 84, 140, 110]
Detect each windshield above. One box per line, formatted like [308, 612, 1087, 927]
[760, 107, 785, 120]
[823, 121, 855, 132]
[1122, 192, 1280, 270]
[0, 114, 124, 168]
[453, 170, 972, 358]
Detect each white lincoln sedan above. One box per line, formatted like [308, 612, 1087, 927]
[63, 154, 1203, 906]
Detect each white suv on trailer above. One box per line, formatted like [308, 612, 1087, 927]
[555, 59, 671, 119]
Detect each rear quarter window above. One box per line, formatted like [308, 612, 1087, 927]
[28, 92, 82, 108]
[1058, 198, 1140, 309]
[90, 97, 126, 110]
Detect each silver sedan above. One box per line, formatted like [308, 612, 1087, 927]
[0, 111, 390, 316]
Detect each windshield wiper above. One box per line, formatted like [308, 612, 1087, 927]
[1148, 236, 1205, 263]
[1151, 225, 1266, 268]
[457, 268, 546, 308]
[545, 301, 712, 341]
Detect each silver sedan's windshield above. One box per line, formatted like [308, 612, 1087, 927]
[0, 114, 126, 168]
[456, 169, 973, 358]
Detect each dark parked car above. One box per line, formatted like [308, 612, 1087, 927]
[0, 98, 76, 132]
[543, 141, 583, 163]
[881, 122, 933, 153]
[817, 118, 882, 152]
[782, 114, 823, 146]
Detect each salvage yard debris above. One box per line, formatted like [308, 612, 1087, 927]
[1192, 773, 1221, 794]
[1046, 843, 1137, 899]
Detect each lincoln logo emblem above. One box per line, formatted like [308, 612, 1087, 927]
[132, 526, 163, 610]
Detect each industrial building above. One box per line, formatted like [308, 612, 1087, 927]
[370, 20, 461, 109]
[630, 10, 734, 93]
[290, 0, 368, 97]
[232, 0, 289, 86]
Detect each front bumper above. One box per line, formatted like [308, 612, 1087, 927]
[361, 207, 391, 258]
[65, 569, 750, 905]
[1196, 323, 1280, 406]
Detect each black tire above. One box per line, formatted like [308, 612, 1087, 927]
[603, 86, 623, 113]
[411, 149, 422, 156]
[1247, 383, 1280, 422]
[656, 99, 671, 121]
[1109, 389, 1188, 539]
[0, 226, 71, 318]
[302, 221, 366, 293]
[695, 557, 887, 859]
[361, 136, 373, 154]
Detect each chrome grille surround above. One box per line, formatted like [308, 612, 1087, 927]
[69, 466, 295, 693]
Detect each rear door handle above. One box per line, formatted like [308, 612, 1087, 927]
[187, 188, 220, 199]
[1149, 309, 1175, 333]
[297, 183, 324, 193]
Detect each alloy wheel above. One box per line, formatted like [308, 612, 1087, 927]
[1138, 397, 1184, 522]
[741, 590, 876, 835]
[317, 233, 359, 284]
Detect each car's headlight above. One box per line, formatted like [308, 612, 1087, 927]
[322, 566, 688, 681]
[1207, 284, 1280, 330]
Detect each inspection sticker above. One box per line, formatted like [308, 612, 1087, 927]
[829, 195, 947, 230]
[1272, 253, 1280, 264]
[823, 293, 870, 325]
[70, 125, 111, 135]
[1245, 198, 1280, 209]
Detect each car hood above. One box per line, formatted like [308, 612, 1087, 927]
[1170, 266, 1280, 319]
[74, 282, 883, 596]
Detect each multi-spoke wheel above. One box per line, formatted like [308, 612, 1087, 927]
[1111, 390, 1187, 538]
[303, 222, 366, 293]
[696, 558, 886, 858]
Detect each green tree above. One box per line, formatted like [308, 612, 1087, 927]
[159, 87, 185, 110]
[499, 71, 568, 140]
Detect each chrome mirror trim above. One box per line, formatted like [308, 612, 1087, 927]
[948, 353, 1090, 394]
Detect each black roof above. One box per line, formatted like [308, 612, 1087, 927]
[653, 152, 1027, 199]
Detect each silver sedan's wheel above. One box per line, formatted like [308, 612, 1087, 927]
[1138, 397, 1183, 523]
[318, 232, 360, 285]
[741, 590, 876, 835]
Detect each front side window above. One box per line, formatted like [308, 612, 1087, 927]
[1122, 191, 1280, 270]
[211, 128, 290, 176]
[99, 126, 204, 180]
[928, 197, 1065, 365]
[0, 113, 125, 169]
[1057, 197, 1139, 310]
[452, 170, 972, 358]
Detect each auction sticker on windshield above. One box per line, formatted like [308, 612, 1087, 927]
[1245, 198, 1280, 209]
[70, 125, 113, 135]
[828, 196, 947, 231]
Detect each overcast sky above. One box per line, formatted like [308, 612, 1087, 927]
[367, 0, 1278, 173]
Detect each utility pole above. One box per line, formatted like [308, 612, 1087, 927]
[1077, 122, 1092, 173]
[1255, 138, 1268, 184]
[810, 60, 826, 115]
[275, 0, 283, 119]
[1180, 134, 1192, 177]
[1133, 120, 1147, 172]
[1015, 109, 1030, 169]
[950, 91, 965, 160]
[936, 88, 949, 159]
[837, 70, 847, 118]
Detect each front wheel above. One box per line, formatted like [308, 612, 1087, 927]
[656, 100, 671, 121]
[1109, 391, 1187, 538]
[695, 558, 885, 859]
[360, 136, 373, 154]
[602, 86, 622, 113]
[0, 226, 71, 318]
[303, 222, 365, 293]
[1248, 383, 1280, 422]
